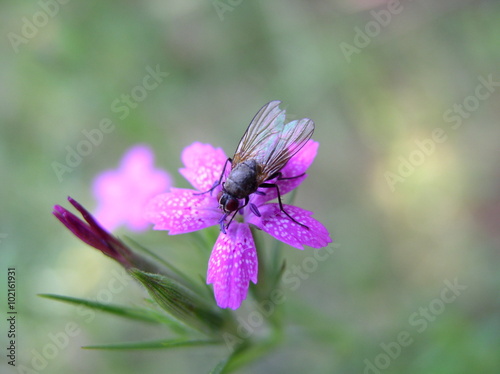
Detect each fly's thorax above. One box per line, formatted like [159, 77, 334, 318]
[224, 159, 261, 199]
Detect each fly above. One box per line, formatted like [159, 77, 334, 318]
[199, 100, 315, 233]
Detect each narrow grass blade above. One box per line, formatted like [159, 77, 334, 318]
[84, 338, 220, 350]
[39, 293, 186, 332]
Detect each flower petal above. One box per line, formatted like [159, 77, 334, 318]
[92, 145, 172, 232]
[207, 223, 258, 310]
[144, 188, 220, 234]
[248, 203, 332, 249]
[120, 144, 155, 173]
[53, 198, 132, 267]
[252, 140, 319, 205]
[179, 142, 228, 192]
[281, 139, 319, 178]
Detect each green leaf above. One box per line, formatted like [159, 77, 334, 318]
[130, 269, 231, 337]
[84, 338, 220, 350]
[123, 237, 216, 303]
[209, 358, 229, 374]
[39, 293, 187, 333]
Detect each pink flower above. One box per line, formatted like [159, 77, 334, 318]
[145, 141, 331, 309]
[92, 145, 172, 232]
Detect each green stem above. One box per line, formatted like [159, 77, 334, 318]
[223, 328, 284, 373]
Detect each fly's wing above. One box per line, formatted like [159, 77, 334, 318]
[232, 101, 315, 182]
[232, 100, 284, 164]
[258, 117, 314, 180]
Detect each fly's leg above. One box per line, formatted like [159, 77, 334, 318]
[259, 181, 309, 230]
[219, 196, 249, 233]
[267, 171, 305, 182]
[194, 158, 232, 196]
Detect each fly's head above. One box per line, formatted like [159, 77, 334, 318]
[217, 189, 239, 213]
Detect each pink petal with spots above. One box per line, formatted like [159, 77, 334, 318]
[248, 203, 331, 249]
[280, 140, 319, 179]
[207, 222, 258, 310]
[252, 140, 319, 205]
[249, 174, 307, 208]
[179, 142, 228, 192]
[144, 188, 221, 234]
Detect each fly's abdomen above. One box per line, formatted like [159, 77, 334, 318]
[225, 160, 260, 199]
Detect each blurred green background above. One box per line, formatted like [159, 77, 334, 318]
[1, 0, 499, 373]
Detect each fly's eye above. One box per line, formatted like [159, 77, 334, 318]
[218, 192, 238, 212]
[218, 192, 227, 210]
[224, 197, 239, 212]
